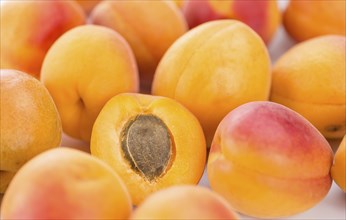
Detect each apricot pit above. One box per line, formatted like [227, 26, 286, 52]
[121, 114, 173, 181]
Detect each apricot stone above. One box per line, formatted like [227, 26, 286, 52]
[208, 101, 333, 218]
[131, 185, 239, 220]
[271, 35, 346, 139]
[41, 25, 139, 142]
[152, 20, 271, 146]
[0, 148, 132, 219]
[91, 93, 206, 205]
[0, 0, 85, 78]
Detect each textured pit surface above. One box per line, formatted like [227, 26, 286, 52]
[121, 114, 172, 181]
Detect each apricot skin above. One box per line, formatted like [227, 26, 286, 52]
[0, 1, 85, 78]
[331, 135, 346, 192]
[131, 185, 239, 220]
[208, 101, 333, 218]
[152, 20, 271, 146]
[0, 148, 132, 220]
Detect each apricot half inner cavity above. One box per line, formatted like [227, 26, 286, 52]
[121, 114, 173, 181]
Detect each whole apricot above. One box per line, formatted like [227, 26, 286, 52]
[152, 20, 271, 146]
[0, 148, 132, 219]
[0, 0, 85, 78]
[331, 135, 346, 192]
[182, 0, 281, 44]
[91, 93, 206, 205]
[90, 0, 187, 92]
[41, 25, 139, 142]
[271, 35, 346, 139]
[283, 0, 346, 42]
[208, 101, 333, 218]
[0, 70, 62, 192]
[132, 185, 239, 220]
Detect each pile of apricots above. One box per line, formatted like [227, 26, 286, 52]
[0, 0, 345, 219]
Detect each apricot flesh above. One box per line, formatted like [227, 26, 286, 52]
[91, 93, 206, 205]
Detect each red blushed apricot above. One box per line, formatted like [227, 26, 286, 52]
[208, 101, 333, 218]
[182, 0, 281, 44]
[91, 93, 206, 205]
[283, 0, 346, 42]
[0, 148, 132, 219]
[0, 1, 85, 78]
[131, 185, 239, 220]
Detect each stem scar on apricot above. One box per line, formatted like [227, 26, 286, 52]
[325, 124, 345, 132]
[121, 114, 174, 181]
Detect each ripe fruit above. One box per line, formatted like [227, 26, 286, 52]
[91, 93, 206, 205]
[0, 0, 85, 78]
[0, 70, 62, 192]
[132, 185, 239, 219]
[208, 101, 333, 218]
[0, 148, 132, 219]
[283, 0, 346, 42]
[271, 35, 346, 139]
[331, 135, 346, 192]
[152, 20, 271, 146]
[90, 0, 187, 92]
[182, 0, 281, 44]
[41, 25, 139, 142]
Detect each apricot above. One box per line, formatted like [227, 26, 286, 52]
[0, 148, 131, 219]
[283, 0, 346, 42]
[152, 20, 271, 146]
[182, 0, 281, 44]
[208, 101, 333, 218]
[0, 0, 85, 78]
[0, 70, 62, 192]
[90, 0, 187, 92]
[90, 93, 206, 205]
[331, 135, 346, 192]
[0, 172, 15, 194]
[131, 185, 239, 219]
[271, 35, 346, 139]
[74, 0, 102, 14]
[41, 25, 139, 142]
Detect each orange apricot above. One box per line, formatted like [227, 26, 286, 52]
[90, 0, 187, 92]
[283, 0, 346, 42]
[41, 25, 139, 142]
[131, 185, 239, 219]
[0, 148, 132, 219]
[152, 20, 271, 146]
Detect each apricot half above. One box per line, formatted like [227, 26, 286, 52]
[152, 20, 271, 146]
[131, 185, 239, 220]
[271, 35, 346, 139]
[0, 148, 131, 219]
[208, 101, 333, 218]
[91, 93, 206, 205]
